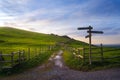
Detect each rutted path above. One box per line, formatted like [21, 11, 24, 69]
[0, 50, 120, 80]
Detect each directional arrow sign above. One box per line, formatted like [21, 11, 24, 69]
[87, 31, 103, 34]
[85, 35, 90, 38]
[78, 26, 93, 30]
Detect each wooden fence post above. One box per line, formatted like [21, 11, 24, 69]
[100, 44, 103, 62]
[40, 48, 42, 53]
[49, 46, 51, 51]
[23, 50, 25, 61]
[0, 51, 4, 69]
[39, 48, 41, 54]
[45, 47, 46, 52]
[43, 47, 45, 52]
[48, 46, 50, 51]
[18, 50, 21, 64]
[28, 48, 30, 60]
[11, 52, 14, 67]
[78, 49, 80, 54]
[0, 51, 4, 61]
[35, 48, 37, 56]
[83, 48, 85, 63]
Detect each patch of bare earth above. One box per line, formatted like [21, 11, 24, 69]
[0, 50, 120, 80]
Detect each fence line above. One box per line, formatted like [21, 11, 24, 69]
[0, 45, 55, 70]
[0, 50, 25, 69]
[103, 48, 120, 52]
[67, 45, 120, 64]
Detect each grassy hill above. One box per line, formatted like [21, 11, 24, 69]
[0, 27, 89, 75]
[0, 27, 87, 48]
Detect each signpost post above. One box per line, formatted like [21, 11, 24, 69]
[77, 26, 103, 65]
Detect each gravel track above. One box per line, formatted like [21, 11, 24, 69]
[0, 50, 120, 80]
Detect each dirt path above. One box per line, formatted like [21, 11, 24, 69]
[0, 50, 120, 80]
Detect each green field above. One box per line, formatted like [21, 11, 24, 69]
[63, 46, 120, 71]
[0, 27, 86, 62]
[0, 27, 68, 48]
[0, 27, 85, 75]
[0, 27, 56, 74]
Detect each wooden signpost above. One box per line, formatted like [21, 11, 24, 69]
[87, 31, 103, 34]
[77, 26, 103, 65]
[78, 26, 93, 30]
[85, 35, 90, 38]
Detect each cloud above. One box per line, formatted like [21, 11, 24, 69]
[0, 0, 120, 44]
[0, 0, 30, 15]
[88, 0, 120, 16]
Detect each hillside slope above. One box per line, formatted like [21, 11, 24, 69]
[0, 27, 87, 48]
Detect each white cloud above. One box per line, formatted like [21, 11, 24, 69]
[0, 0, 120, 44]
[0, 0, 30, 15]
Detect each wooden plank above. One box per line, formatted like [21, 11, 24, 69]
[78, 48, 84, 50]
[104, 56, 120, 59]
[0, 61, 12, 63]
[87, 31, 103, 34]
[1, 54, 11, 56]
[91, 52, 101, 54]
[91, 56, 102, 58]
[78, 26, 93, 30]
[84, 52, 89, 54]
[84, 48, 99, 49]
[2, 66, 12, 69]
[91, 60, 101, 62]
[85, 35, 90, 38]
[104, 49, 120, 52]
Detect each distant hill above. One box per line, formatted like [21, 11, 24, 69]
[0, 27, 88, 48]
[61, 35, 72, 39]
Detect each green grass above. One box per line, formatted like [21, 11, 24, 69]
[0, 27, 67, 48]
[0, 27, 86, 48]
[0, 45, 60, 75]
[0, 49, 58, 76]
[0, 27, 85, 75]
[63, 47, 120, 71]
[0, 27, 67, 75]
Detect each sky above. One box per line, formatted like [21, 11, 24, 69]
[0, 0, 120, 44]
